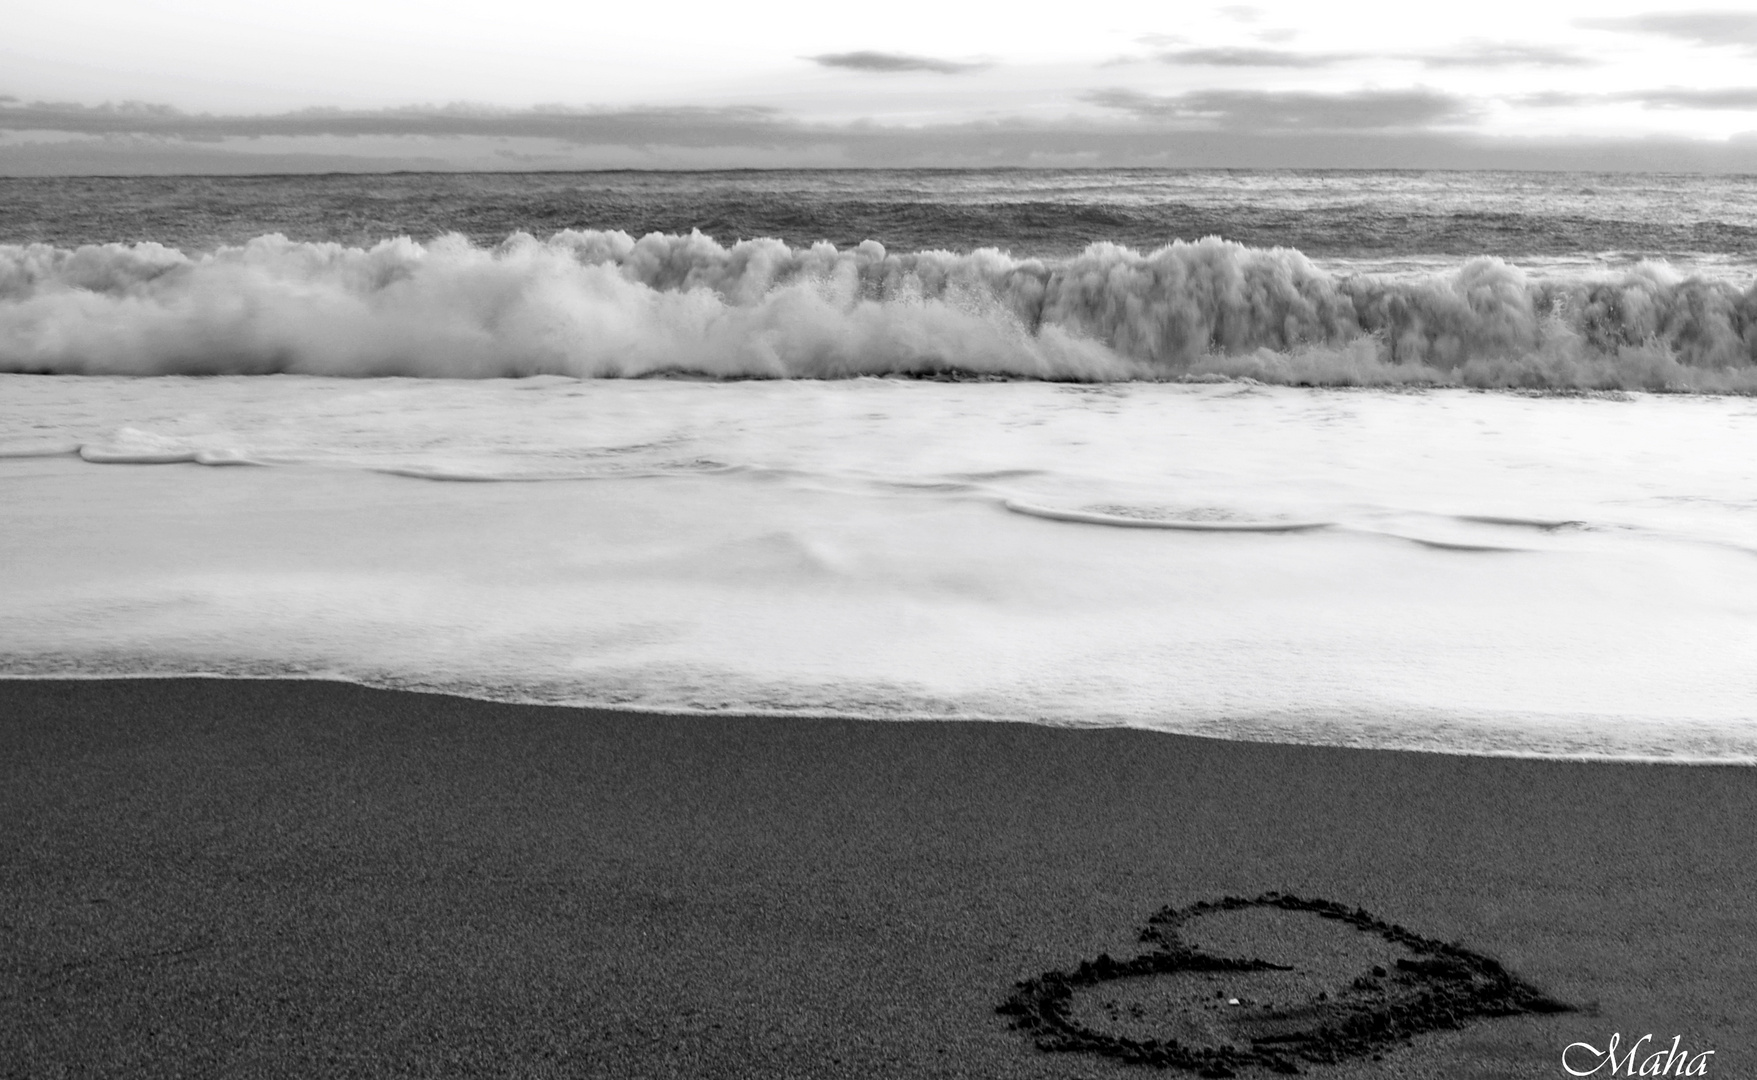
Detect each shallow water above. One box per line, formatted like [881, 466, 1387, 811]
[4, 375, 1753, 761]
[5, 169, 1754, 758]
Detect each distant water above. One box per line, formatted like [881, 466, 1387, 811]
[2, 170, 1755, 760]
[7, 170, 1757, 269]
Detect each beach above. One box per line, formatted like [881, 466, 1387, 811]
[7, 170, 1757, 1078]
[6, 676, 1751, 1078]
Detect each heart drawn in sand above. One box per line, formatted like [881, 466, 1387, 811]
[998, 892, 1572, 1076]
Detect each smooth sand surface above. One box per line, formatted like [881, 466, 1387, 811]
[3, 678, 1752, 1079]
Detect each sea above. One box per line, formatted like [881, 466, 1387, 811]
[2, 169, 1755, 761]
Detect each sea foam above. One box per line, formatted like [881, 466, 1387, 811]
[3, 376, 1754, 761]
[4, 232, 1756, 390]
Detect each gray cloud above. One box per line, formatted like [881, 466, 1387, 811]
[808, 51, 986, 74]
[0, 100, 809, 147]
[1509, 87, 1757, 110]
[15, 93, 1757, 177]
[12, 108, 1757, 175]
[1577, 11, 1757, 48]
[1154, 47, 1352, 67]
[1134, 40, 1587, 71]
[1417, 43, 1594, 68]
[1085, 87, 1471, 131]
[1624, 87, 1757, 109]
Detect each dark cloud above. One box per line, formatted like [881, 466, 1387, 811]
[808, 51, 986, 74]
[1154, 47, 1352, 67]
[1085, 87, 1471, 131]
[1417, 43, 1594, 68]
[1577, 11, 1757, 48]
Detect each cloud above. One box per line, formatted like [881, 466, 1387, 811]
[1622, 87, 1757, 109]
[807, 51, 986, 74]
[12, 121, 1757, 176]
[11, 94, 1757, 176]
[1577, 11, 1757, 48]
[1154, 47, 1352, 67]
[1139, 41, 1585, 70]
[1085, 88, 1471, 131]
[1417, 43, 1594, 68]
[1509, 88, 1757, 110]
[1513, 91, 1590, 108]
[0, 100, 812, 147]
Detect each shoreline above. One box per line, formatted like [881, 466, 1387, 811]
[5, 676, 1753, 1077]
[3, 671, 1749, 767]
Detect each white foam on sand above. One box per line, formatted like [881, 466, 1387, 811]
[2, 376, 1754, 761]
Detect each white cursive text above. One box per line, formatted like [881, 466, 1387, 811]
[1564, 1034, 1714, 1076]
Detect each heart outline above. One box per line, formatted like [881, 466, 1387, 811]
[998, 891, 1574, 1076]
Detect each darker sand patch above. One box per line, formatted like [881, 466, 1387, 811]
[1001, 893, 1572, 1075]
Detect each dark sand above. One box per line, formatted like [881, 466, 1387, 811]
[3, 678, 1752, 1079]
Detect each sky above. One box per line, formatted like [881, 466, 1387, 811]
[6, 0, 1757, 172]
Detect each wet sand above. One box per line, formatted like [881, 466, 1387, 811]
[4, 677, 1753, 1078]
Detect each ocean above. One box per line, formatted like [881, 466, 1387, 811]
[2, 169, 1754, 761]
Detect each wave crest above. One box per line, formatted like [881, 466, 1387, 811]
[4, 231, 1757, 389]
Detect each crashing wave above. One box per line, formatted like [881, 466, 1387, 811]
[3, 231, 1756, 390]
